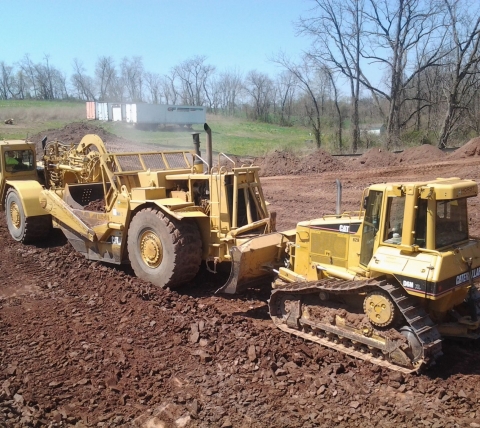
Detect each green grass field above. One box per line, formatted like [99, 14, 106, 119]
[0, 100, 328, 156]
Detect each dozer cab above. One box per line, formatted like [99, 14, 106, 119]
[1, 127, 277, 290]
[220, 178, 480, 372]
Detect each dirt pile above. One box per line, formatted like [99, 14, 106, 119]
[256, 149, 343, 177]
[396, 144, 446, 165]
[255, 150, 299, 176]
[352, 148, 397, 169]
[28, 122, 150, 155]
[297, 149, 344, 174]
[449, 136, 480, 159]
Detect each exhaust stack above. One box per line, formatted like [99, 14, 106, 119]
[336, 179, 342, 216]
[204, 123, 212, 173]
[191, 131, 203, 172]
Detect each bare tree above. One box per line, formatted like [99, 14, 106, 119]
[325, 67, 343, 150]
[173, 55, 215, 105]
[95, 56, 116, 102]
[14, 70, 27, 99]
[275, 71, 297, 126]
[144, 72, 162, 104]
[297, 0, 363, 152]
[121, 56, 144, 102]
[244, 70, 273, 122]
[71, 59, 96, 101]
[19, 54, 38, 98]
[28, 55, 67, 100]
[437, 0, 480, 147]
[162, 71, 179, 105]
[362, 0, 448, 147]
[0, 62, 15, 99]
[216, 68, 244, 115]
[272, 53, 324, 147]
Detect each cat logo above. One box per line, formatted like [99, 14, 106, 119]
[339, 225, 350, 233]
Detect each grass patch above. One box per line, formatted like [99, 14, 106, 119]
[0, 100, 85, 140]
[102, 114, 314, 156]
[0, 100, 332, 156]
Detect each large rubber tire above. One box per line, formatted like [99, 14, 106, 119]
[127, 207, 202, 288]
[5, 189, 52, 244]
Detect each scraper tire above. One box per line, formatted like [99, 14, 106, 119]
[5, 188, 51, 243]
[127, 207, 202, 288]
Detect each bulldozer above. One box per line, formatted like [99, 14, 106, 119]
[219, 177, 480, 373]
[0, 126, 277, 289]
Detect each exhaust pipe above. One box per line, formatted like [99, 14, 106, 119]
[336, 179, 342, 216]
[191, 131, 203, 172]
[204, 123, 212, 173]
[41, 136, 48, 153]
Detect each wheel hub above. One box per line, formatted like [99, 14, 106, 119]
[9, 202, 21, 229]
[140, 231, 163, 268]
[364, 291, 395, 327]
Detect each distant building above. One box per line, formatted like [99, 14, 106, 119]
[360, 124, 386, 136]
[85, 102, 206, 127]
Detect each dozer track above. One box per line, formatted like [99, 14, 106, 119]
[269, 278, 443, 374]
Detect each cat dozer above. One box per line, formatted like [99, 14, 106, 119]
[219, 178, 480, 373]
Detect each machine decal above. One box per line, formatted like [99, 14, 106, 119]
[456, 266, 480, 285]
[396, 270, 480, 298]
[310, 223, 361, 234]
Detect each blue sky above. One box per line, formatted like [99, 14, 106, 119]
[1, 0, 313, 78]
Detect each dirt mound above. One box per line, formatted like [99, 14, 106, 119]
[255, 150, 300, 176]
[28, 122, 145, 155]
[256, 149, 343, 177]
[448, 136, 480, 159]
[297, 149, 345, 174]
[353, 147, 397, 168]
[396, 144, 446, 165]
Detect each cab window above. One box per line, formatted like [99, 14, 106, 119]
[414, 199, 428, 248]
[436, 198, 468, 248]
[383, 196, 405, 245]
[4, 150, 35, 172]
[360, 190, 383, 266]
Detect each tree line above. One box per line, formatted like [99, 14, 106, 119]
[295, 0, 480, 150]
[1, 0, 479, 151]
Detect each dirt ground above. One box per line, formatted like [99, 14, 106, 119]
[2, 124, 480, 427]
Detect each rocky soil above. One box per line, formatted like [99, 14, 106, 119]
[2, 124, 480, 427]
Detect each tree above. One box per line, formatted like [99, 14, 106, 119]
[144, 72, 162, 104]
[244, 70, 273, 122]
[325, 67, 343, 150]
[173, 55, 215, 105]
[71, 59, 96, 101]
[0, 62, 15, 99]
[162, 71, 179, 105]
[19, 54, 38, 98]
[297, 0, 364, 152]
[275, 71, 297, 126]
[272, 53, 324, 147]
[216, 68, 244, 115]
[95, 56, 116, 102]
[437, 0, 480, 147]
[121, 56, 144, 102]
[362, 0, 448, 147]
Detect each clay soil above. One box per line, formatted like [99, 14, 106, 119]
[3, 125, 480, 427]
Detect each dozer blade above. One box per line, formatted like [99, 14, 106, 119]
[216, 233, 286, 295]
